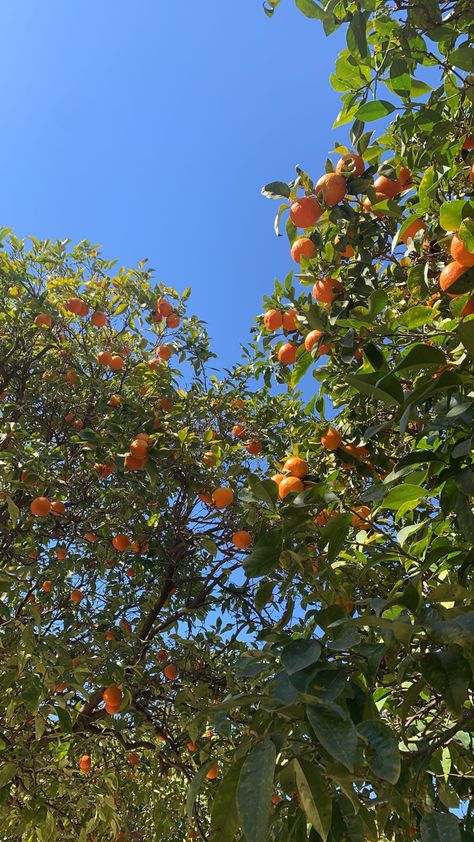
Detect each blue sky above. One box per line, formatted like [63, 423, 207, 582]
[2, 1, 343, 368]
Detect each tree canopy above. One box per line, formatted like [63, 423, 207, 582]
[1, 1, 474, 840]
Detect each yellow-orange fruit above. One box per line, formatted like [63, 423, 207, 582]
[103, 685, 122, 708]
[401, 219, 427, 245]
[246, 440, 263, 455]
[450, 233, 474, 267]
[290, 237, 315, 264]
[163, 663, 179, 681]
[374, 174, 402, 198]
[110, 354, 124, 371]
[212, 487, 234, 509]
[70, 589, 83, 603]
[127, 752, 140, 765]
[312, 277, 344, 305]
[156, 298, 173, 317]
[30, 497, 51, 517]
[108, 394, 122, 407]
[283, 456, 308, 478]
[79, 755, 91, 774]
[51, 500, 65, 515]
[41, 580, 52, 593]
[232, 530, 252, 549]
[206, 766, 218, 780]
[315, 172, 347, 206]
[335, 153, 365, 177]
[321, 427, 342, 450]
[439, 261, 469, 297]
[84, 532, 97, 543]
[157, 344, 173, 361]
[232, 423, 246, 438]
[264, 309, 283, 331]
[278, 476, 304, 499]
[282, 308, 298, 331]
[278, 342, 297, 365]
[304, 330, 322, 352]
[91, 311, 107, 327]
[34, 314, 53, 328]
[290, 197, 321, 228]
[112, 534, 131, 552]
[97, 350, 113, 367]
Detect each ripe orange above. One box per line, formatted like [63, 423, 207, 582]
[271, 473, 284, 486]
[65, 413, 75, 423]
[127, 752, 140, 765]
[74, 419, 84, 430]
[282, 308, 298, 331]
[290, 237, 315, 264]
[119, 619, 131, 633]
[157, 344, 173, 361]
[51, 500, 65, 515]
[290, 196, 321, 228]
[450, 233, 474, 267]
[362, 192, 389, 216]
[166, 313, 180, 328]
[84, 532, 97, 543]
[398, 166, 412, 186]
[112, 534, 131, 552]
[79, 755, 91, 774]
[126, 567, 136, 577]
[246, 440, 263, 455]
[71, 589, 83, 603]
[97, 350, 113, 367]
[66, 297, 88, 316]
[315, 172, 347, 206]
[271, 795, 283, 805]
[41, 581, 52, 593]
[232, 530, 252, 549]
[164, 663, 179, 681]
[206, 766, 218, 780]
[278, 342, 297, 365]
[91, 311, 107, 327]
[110, 354, 124, 371]
[198, 489, 212, 504]
[439, 261, 468, 296]
[321, 427, 342, 450]
[187, 741, 198, 752]
[34, 314, 53, 328]
[462, 134, 474, 150]
[108, 394, 122, 407]
[103, 685, 122, 709]
[124, 454, 146, 470]
[105, 630, 115, 641]
[203, 451, 217, 466]
[374, 175, 402, 198]
[312, 277, 344, 305]
[461, 297, 474, 317]
[283, 456, 308, 478]
[401, 219, 427, 245]
[65, 370, 77, 384]
[156, 649, 167, 662]
[56, 547, 67, 560]
[105, 703, 121, 715]
[278, 476, 304, 499]
[263, 309, 283, 331]
[212, 487, 234, 509]
[304, 329, 322, 352]
[351, 505, 372, 528]
[157, 298, 173, 317]
[232, 423, 246, 438]
[335, 153, 364, 177]
[30, 497, 51, 517]
[130, 438, 148, 458]
[334, 237, 354, 259]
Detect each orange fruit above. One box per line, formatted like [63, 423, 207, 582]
[271, 473, 284, 486]
[126, 567, 136, 577]
[110, 355, 124, 371]
[278, 342, 297, 365]
[315, 172, 347, 206]
[79, 755, 91, 774]
[157, 298, 173, 317]
[156, 649, 167, 662]
[157, 344, 173, 361]
[206, 766, 218, 780]
[283, 456, 308, 478]
[334, 237, 354, 258]
[65, 370, 77, 384]
[362, 192, 389, 216]
[232, 423, 246, 438]
[304, 330, 322, 352]
[119, 619, 131, 633]
[127, 752, 139, 765]
[108, 394, 122, 407]
[321, 427, 342, 450]
[335, 153, 364, 177]
[351, 505, 371, 528]
[94, 462, 115, 478]
[212, 487, 234, 509]
[65, 413, 75, 423]
[312, 277, 344, 305]
[278, 476, 304, 499]
[289, 197, 321, 228]
[103, 685, 122, 708]
[198, 490, 212, 504]
[166, 313, 180, 328]
[124, 454, 146, 470]
[91, 311, 107, 327]
[246, 440, 263, 455]
[462, 134, 474, 150]
[112, 534, 131, 552]
[401, 219, 427, 245]
[439, 261, 469, 296]
[373, 175, 402, 198]
[398, 166, 413, 186]
[282, 308, 298, 331]
[34, 314, 52, 328]
[105, 703, 121, 715]
[56, 547, 67, 560]
[450, 233, 474, 267]
[51, 500, 65, 515]
[187, 741, 198, 752]
[105, 630, 115, 641]
[97, 350, 113, 367]
[84, 532, 97, 543]
[461, 297, 474, 317]
[290, 237, 315, 264]
[130, 438, 148, 458]
[41, 580, 52, 593]
[203, 451, 217, 466]
[74, 419, 84, 430]
[71, 589, 83, 603]
[66, 297, 88, 316]
[263, 309, 283, 331]
[271, 795, 283, 805]
[232, 530, 252, 549]
[30, 497, 51, 517]
[164, 663, 179, 681]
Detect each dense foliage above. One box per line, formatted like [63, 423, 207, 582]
[1, 1, 473, 840]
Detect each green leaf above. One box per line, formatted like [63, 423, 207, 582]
[439, 200, 474, 232]
[281, 639, 321, 675]
[210, 759, 244, 842]
[236, 739, 276, 842]
[243, 531, 282, 578]
[459, 218, 474, 253]
[306, 705, 358, 772]
[345, 372, 403, 406]
[418, 165, 436, 205]
[420, 649, 471, 713]
[420, 811, 461, 842]
[6, 496, 19, 527]
[248, 475, 278, 508]
[294, 0, 324, 19]
[255, 579, 275, 612]
[346, 11, 368, 59]
[449, 45, 474, 72]
[290, 350, 313, 388]
[399, 306, 436, 329]
[383, 483, 426, 510]
[393, 344, 446, 372]
[319, 512, 352, 561]
[261, 181, 291, 200]
[55, 706, 72, 733]
[186, 760, 216, 819]
[0, 763, 17, 788]
[458, 319, 474, 357]
[357, 720, 400, 784]
[294, 759, 332, 841]
[355, 100, 395, 122]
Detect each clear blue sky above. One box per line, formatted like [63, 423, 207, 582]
[2, 1, 343, 368]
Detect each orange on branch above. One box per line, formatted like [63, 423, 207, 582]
[263, 309, 283, 331]
[315, 172, 347, 206]
[290, 237, 315, 264]
[289, 196, 321, 228]
[278, 476, 304, 499]
[283, 456, 308, 478]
